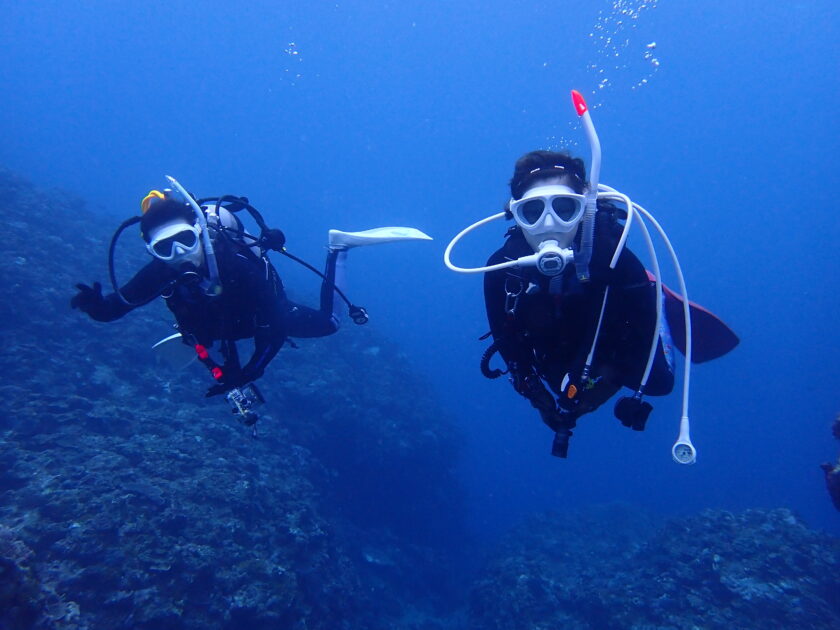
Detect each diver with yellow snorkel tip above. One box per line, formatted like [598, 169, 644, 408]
[445, 91, 738, 461]
[72, 177, 431, 428]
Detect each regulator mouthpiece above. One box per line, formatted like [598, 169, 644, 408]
[536, 241, 574, 276]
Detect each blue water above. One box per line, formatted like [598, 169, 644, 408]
[1, 0, 838, 547]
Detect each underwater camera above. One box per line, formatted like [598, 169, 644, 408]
[225, 383, 265, 427]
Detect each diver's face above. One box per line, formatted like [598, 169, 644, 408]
[146, 220, 204, 267]
[515, 175, 587, 251]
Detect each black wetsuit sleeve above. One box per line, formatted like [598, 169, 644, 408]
[86, 261, 173, 322]
[240, 259, 286, 380]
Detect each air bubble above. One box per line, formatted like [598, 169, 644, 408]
[585, 0, 661, 107]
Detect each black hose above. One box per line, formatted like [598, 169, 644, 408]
[193, 196, 368, 323]
[108, 216, 143, 306]
[108, 214, 195, 308]
[197, 196, 271, 233]
[480, 342, 507, 379]
[278, 249, 363, 313]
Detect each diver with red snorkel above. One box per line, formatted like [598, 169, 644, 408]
[445, 91, 738, 461]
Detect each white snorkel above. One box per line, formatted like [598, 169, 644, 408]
[165, 175, 223, 296]
[571, 90, 601, 283]
[443, 89, 696, 465]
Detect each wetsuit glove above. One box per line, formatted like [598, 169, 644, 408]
[205, 363, 245, 397]
[71, 282, 105, 315]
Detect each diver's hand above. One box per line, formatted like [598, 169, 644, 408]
[71, 282, 105, 314]
[205, 365, 262, 397]
[205, 383, 233, 398]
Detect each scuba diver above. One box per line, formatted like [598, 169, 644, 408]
[71, 176, 431, 426]
[820, 413, 840, 512]
[445, 91, 738, 461]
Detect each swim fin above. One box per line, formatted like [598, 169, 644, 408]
[646, 271, 739, 363]
[328, 227, 433, 250]
[152, 332, 197, 370]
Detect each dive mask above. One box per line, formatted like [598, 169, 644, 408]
[147, 221, 202, 262]
[510, 184, 586, 250]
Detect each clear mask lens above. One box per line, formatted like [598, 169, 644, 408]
[151, 228, 198, 258]
[520, 199, 546, 225]
[513, 194, 584, 227]
[551, 196, 581, 221]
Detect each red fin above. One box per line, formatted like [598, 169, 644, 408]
[646, 271, 739, 363]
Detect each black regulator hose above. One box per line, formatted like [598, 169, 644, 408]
[108, 214, 193, 308]
[197, 196, 271, 234]
[277, 249, 369, 325]
[480, 342, 507, 379]
[198, 195, 368, 324]
[108, 215, 144, 306]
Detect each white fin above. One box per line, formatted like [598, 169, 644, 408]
[152, 333, 197, 371]
[328, 227, 433, 250]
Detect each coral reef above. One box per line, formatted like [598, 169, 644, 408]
[469, 504, 840, 630]
[0, 524, 82, 630]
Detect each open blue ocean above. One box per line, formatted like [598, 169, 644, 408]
[1, 1, 838, 628]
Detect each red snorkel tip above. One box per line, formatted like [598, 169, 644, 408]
[571, 90, 588, 116]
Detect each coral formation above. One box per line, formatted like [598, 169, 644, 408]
[469, 505, 840, 630]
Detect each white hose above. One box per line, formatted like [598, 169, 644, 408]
[582, 190, 635, 369]
[632, 202, 695, 464]
[630, 208, 664, 389]
[443, 212, 522, 273]
[598, 185, 694, 463]
[597, 185, 664, 390]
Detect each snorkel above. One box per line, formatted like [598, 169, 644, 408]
[443, 91, 601, 278]
[444, 89, 697, 465]
[165, 175, 222, 296]
[571, 90, 601, 282]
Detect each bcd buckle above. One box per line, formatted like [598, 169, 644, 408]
[504, 276, 523, 317]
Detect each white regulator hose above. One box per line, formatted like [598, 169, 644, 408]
[443, 212, 522, 274]
[582, 190, 635, 370]
[631, 208, 664, 389]
[597, 185, 692, 463]
[632, 203, 695, 465]
[596, 186, 663, 390]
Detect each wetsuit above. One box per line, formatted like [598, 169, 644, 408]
[484, 204, 674, 424]
[82, 236, 346, 389]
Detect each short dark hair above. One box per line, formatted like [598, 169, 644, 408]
[509, 150, 587, 200]
[140, 199, 195, 242]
